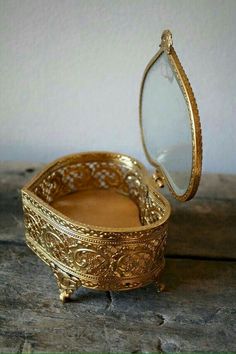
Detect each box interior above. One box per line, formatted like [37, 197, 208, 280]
[29, 153, 167, 229]
[52, 189, 141, 228]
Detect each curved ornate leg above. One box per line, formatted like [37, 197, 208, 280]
[50, 263, 82, 303]
[154, 276, 165, 293]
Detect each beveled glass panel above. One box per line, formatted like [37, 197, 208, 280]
[141, 51, 193, 197]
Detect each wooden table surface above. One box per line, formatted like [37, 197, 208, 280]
[0, 162, 235, 353]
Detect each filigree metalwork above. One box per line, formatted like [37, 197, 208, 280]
[22, 152, 170, 302]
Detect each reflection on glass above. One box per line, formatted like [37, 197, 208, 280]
[142, 52, 192, 196]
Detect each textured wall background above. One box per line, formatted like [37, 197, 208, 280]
[0, 0, 236, 173]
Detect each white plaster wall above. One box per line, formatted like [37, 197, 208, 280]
[0, 0, 236, 173]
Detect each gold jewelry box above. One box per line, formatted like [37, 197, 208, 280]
[21, 30, 202, 302]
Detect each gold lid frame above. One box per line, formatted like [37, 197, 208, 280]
[139, 30, 202, 202]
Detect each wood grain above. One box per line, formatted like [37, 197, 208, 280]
[0, 163, 235, 352]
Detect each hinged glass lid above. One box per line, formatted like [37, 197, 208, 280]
[139, 30, 202, 201]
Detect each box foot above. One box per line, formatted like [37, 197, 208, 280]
[50, 263, 82, 303]
[154, 279, 165, 293]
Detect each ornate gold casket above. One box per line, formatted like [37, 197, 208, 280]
[22, 30, 202, 302]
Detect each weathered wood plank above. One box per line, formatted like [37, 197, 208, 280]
[195, 173, 236, 200]
[0, 163, 236, 352]
[0, 243, 235, 352]
[167, 197, 236, 259]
